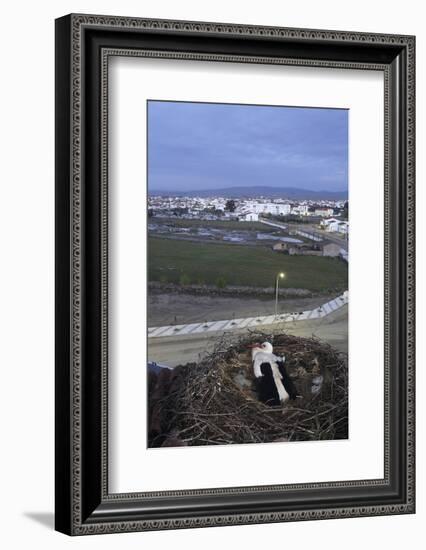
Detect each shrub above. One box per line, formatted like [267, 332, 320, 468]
[179, 273, 191, 286]
[216, 276, 227, 289]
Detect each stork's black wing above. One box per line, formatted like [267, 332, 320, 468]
[255, 363, 280, 406]
[276, 360, 297, 400]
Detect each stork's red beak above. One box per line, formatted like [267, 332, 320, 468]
[247, 343, 260, 349]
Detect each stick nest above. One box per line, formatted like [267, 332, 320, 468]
[148, 332, 348, 447]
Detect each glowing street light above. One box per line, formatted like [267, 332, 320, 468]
[275, 272, 285, 316]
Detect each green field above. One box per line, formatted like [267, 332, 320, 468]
[148, 237, 348, 292]
[152, 218, 279, 233]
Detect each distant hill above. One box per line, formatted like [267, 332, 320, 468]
[149, 186, 348, 200]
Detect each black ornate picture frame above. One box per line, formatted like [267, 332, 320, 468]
[55, 14, 415, 535]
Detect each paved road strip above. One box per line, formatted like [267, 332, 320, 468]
[148, 292, 348, 339]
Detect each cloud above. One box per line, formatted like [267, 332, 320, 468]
[148, 101, 348, 192]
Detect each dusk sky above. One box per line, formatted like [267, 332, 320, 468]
[148, 101, 348, 193]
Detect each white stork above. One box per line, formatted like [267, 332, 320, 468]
[249, 342, 297, 406]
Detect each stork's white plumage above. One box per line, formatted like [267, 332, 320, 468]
[251, 342, 282, 378]
[250, 342, 293, 404]
[251, 342, 290, 403]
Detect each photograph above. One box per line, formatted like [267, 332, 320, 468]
[146, 100, 349, 448]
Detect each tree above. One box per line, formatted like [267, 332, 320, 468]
[172, 207, 188, 216]
[342, 201, 349, 220]
[225, 199, 236, 212]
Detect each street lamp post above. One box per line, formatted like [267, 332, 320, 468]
[275, 272, 285, 316]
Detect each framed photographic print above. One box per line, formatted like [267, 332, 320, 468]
[55, 14, 415, 535]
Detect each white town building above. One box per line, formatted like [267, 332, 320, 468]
[315, 208, 335, 217]
[291, 204, 309, 216]
[243, 202, 291, 216]
[239, 212, 259, 222]
[336, 221, 349, 234]
[321, 217, 339, 231]
[322, 218, 349, 234]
